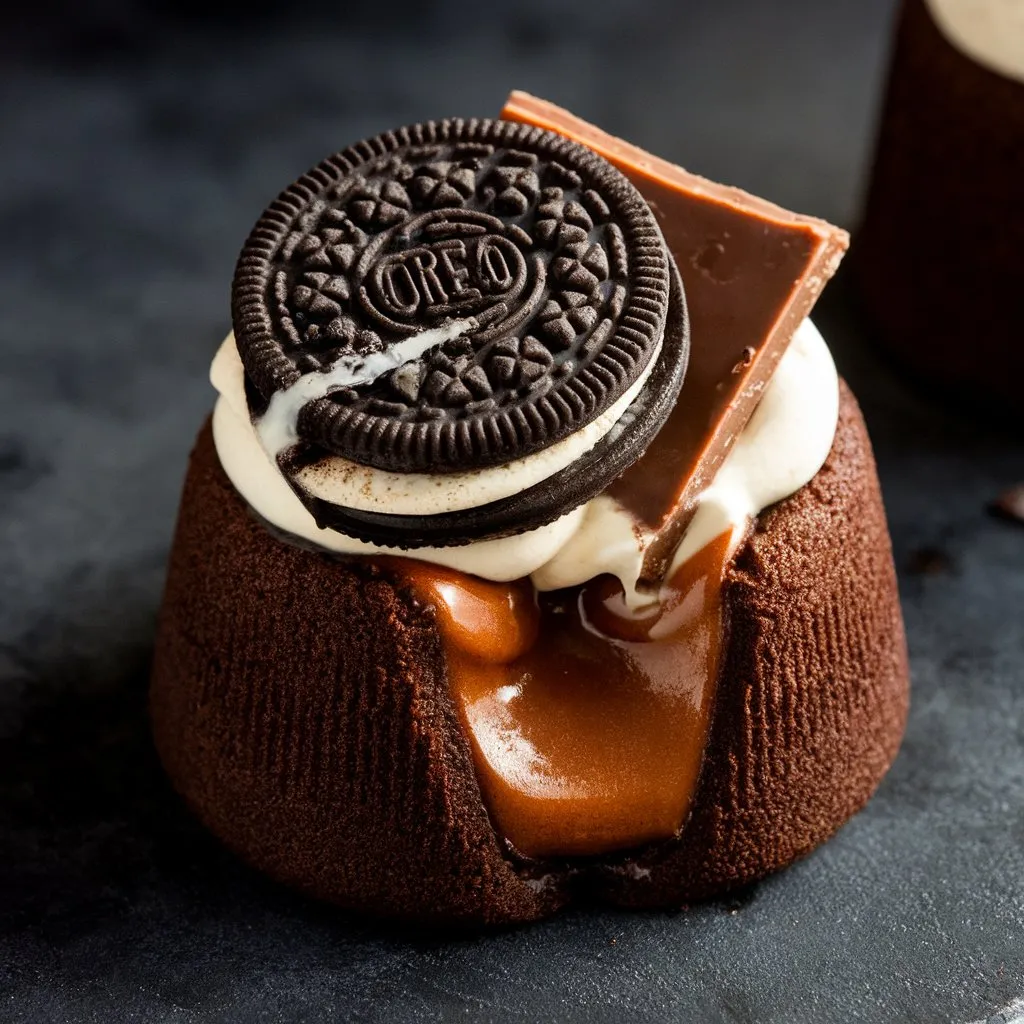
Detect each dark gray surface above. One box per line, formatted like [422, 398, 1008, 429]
[2, 2, 1023, 1021]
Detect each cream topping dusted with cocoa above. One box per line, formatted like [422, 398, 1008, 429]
[223, 327, 665, 516]
[212, 318, 837, 603]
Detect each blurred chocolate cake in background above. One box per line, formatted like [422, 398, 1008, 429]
[855, 0, 1024, 422]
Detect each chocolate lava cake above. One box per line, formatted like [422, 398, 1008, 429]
[150, 96, 909, 926]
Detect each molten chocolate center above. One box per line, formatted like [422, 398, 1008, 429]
[395, 530, 731, 859]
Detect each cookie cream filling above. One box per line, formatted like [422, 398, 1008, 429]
[256, 318, 476, 457]
[211, 319, 838, 604]
[925, 0, 1024, 84]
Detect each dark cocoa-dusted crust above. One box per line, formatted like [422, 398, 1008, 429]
[150, 461, 557, 926]
[855, 0, 1024, 412]
[150, 382, 908, 926]
[232, 118, 679, 473]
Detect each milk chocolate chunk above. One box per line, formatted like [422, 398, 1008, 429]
[502, 93, 849, 580]
[232, 117, 684, 476]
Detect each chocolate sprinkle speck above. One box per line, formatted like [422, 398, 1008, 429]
[905, 546, 953, 576]
[989, 484, 1024, 527]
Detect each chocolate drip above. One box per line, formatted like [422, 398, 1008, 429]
[394, 531, 731, 858]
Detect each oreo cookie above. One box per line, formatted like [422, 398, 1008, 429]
[298, 261, 689, 548]
[232, 118, 684, 478]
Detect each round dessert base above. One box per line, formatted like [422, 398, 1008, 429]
[150, 382, 909, 927]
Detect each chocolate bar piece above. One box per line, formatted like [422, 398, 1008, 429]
[502, 92, 849, 580]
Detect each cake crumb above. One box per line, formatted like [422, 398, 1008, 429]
[906, 546, 953, 576]
[989, 484, 1024, 527]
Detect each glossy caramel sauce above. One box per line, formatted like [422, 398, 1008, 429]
[393, 530, 732, 859]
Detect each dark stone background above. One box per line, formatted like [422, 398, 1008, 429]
[2, 1, 1022, 1021]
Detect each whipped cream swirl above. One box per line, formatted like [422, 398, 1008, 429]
[211, 319, 839, 605]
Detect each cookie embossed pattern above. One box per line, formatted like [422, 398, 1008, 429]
[233, 119, 677, 471]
